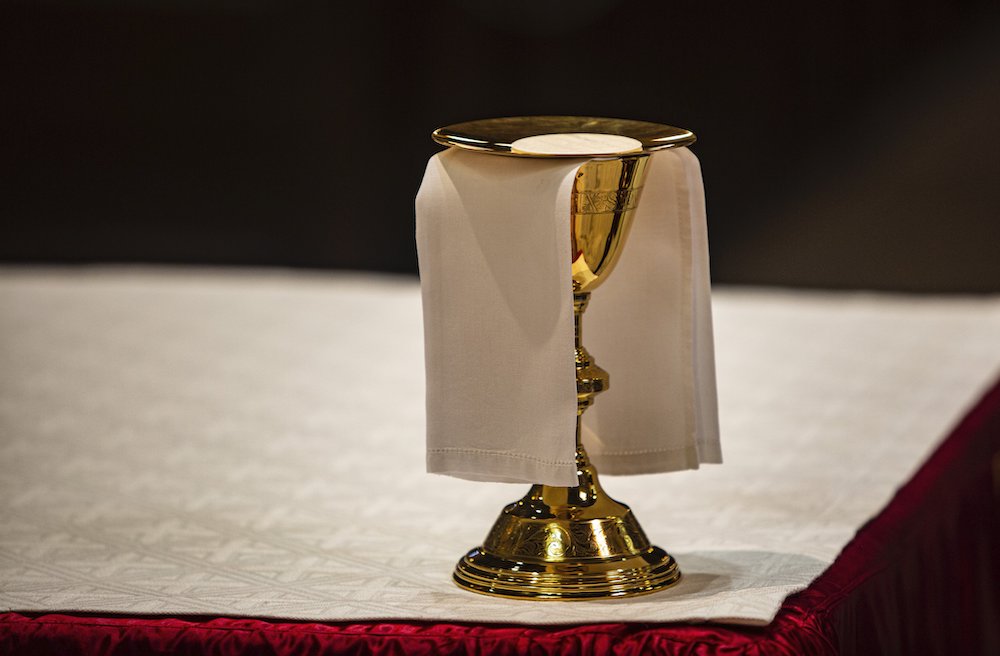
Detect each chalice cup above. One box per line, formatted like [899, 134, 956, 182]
[432, 117, 695, 600]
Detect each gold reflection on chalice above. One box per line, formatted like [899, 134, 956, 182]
[432, 117, 695, 600]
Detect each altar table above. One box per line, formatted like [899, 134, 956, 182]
[1, 268, 998, 655]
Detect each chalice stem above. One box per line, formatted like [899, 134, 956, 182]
[574, 291, 606, 411]
[533, 290, 605, 508]
[573, 291, 600, 477]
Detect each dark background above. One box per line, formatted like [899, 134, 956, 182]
[3, 0, 999, 291]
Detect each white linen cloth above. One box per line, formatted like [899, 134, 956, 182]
[416, 147, 720, 485]
[1, 268, 999, 625]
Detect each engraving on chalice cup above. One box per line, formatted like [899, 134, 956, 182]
[452, 154, 682, 600]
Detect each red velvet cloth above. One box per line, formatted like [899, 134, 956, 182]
[3, 380, 999, 656]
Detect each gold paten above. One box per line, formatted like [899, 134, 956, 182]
[436, 117, 692, 600]
[432, 116, 695, 157]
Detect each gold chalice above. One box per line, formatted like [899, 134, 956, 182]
[432, 117, 696, 600]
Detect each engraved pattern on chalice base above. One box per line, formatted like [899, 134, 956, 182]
[483, 514, 651, 561]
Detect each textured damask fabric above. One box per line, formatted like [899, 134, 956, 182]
[1, 268, 999, 626]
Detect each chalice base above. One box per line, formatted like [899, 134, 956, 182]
[453, 455, 681, 600]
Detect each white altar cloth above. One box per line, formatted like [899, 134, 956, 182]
[1, 267, 998, 625]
